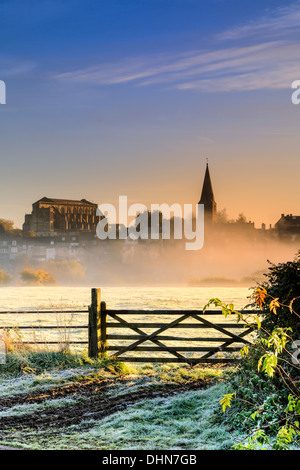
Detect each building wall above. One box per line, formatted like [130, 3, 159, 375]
[23, 199, 100, 237]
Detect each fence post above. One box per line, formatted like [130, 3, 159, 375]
[100, 301, 108, 356]
[88, 288, 101, 358]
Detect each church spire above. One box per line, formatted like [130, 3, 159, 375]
[198, 161, 217, 225]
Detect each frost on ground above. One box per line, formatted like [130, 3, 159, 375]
[0, 365, 239, 450]
[69, 383, 236, 451]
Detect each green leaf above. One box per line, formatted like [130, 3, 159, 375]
[240, 345, 249, 357]
[220, 393, 236, 412]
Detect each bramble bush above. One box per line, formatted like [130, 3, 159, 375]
[205, 252, 300, 450]
[258, 254, 300, 339]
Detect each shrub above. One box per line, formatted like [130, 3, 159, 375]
[0, 269, 12, 285]
[258, 252, 300, 336]
[206, 253, 300, 449]
[48, 259, 86, 284]
[20, 268, 56, 285]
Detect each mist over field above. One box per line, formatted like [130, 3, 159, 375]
[38, 233, 298, 288]
[1, 212, 298, 288]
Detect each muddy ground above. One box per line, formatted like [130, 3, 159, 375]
[0, 376, 212, 444]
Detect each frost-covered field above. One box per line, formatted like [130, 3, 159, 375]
[0, 286, 251, 311]
[0, 286, 252, 357]
[0, 363, 242, 450]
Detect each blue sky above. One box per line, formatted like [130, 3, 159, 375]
[0, 0, 300, 227]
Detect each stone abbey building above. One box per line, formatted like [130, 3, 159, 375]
[22, 197, 100, 237]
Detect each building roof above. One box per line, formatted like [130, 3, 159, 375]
[34, 197, 97, 206]
[199, 163, 216, 204]
[275, 214, 300, 227]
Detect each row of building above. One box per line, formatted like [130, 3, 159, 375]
[0, 164, 299, 264]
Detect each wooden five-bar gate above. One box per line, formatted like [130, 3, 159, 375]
[1, 288, 258, 366]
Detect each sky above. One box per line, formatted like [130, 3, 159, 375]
[0, 0, 299, 229]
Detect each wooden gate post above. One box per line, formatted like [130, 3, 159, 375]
[88, 288, 101, 358]
[100, 301, 108, 356]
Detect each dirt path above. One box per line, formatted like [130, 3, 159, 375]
[0, 376, 212, 432]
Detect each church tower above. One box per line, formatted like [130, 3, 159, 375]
[198, 162, 217, 226]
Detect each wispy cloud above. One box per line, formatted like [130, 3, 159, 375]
[174, 42, 300, 92]
[217, 2, 300, 41]
[53, 2, 300, 93]
[0, 57, 37, 78]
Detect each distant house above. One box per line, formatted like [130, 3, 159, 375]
[275, 214, 300, 239]
[22, 197, 100, 237]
